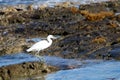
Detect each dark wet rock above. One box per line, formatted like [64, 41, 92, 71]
[79, 1, 120, 13]
[0, 62, 58, 80]
[79, 3, 108, 13]
[0, 38, 27, 55]
[116, 14, 120, 22]
[0, 12, 5, 15]
[15, 27, 25, 34]
[108, 44, 120, 60]
[0, 1, 120, 59]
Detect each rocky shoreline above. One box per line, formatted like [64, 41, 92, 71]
[0, 62, 58, 80]
[0, 0, 120, 79]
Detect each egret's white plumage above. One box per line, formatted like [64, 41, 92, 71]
[26, 35, 57, 55]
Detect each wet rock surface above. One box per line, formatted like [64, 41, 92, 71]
[0, 1, 120, 59]
[0, 62, 58, 80]
[0, 0, 120, 79]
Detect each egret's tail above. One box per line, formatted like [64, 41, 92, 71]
[26, 48, 31, 52]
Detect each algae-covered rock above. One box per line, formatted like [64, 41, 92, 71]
[1, 1, 120, 60]
[0, 62, 58, 80]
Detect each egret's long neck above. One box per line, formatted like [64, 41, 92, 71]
[47, 37, 52, 45]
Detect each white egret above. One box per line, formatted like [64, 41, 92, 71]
[26, 35, 57, 56]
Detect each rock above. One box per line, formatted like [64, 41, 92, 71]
[0, 38, 27, 55]
[108, 44, 120, 60]
[0, 62, 58, 80]
[0, 1, 120, 59]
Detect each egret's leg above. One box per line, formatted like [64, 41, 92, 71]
[35, 51, 45, 62]
[36, 51, 40, 56]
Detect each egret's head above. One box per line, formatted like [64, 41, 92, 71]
[48, 35, 57, 39]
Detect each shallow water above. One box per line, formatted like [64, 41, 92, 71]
[0, 53, 38, 67]
[0, 0, 111, 6]
[26, 38, 42, 42]
[43, 56, 104, 69]
[0, 53, 120, 80]
[0, 53, 101, 69]
[46, 61, 120, 80]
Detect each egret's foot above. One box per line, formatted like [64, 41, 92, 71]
[35, 55, 45, 63]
